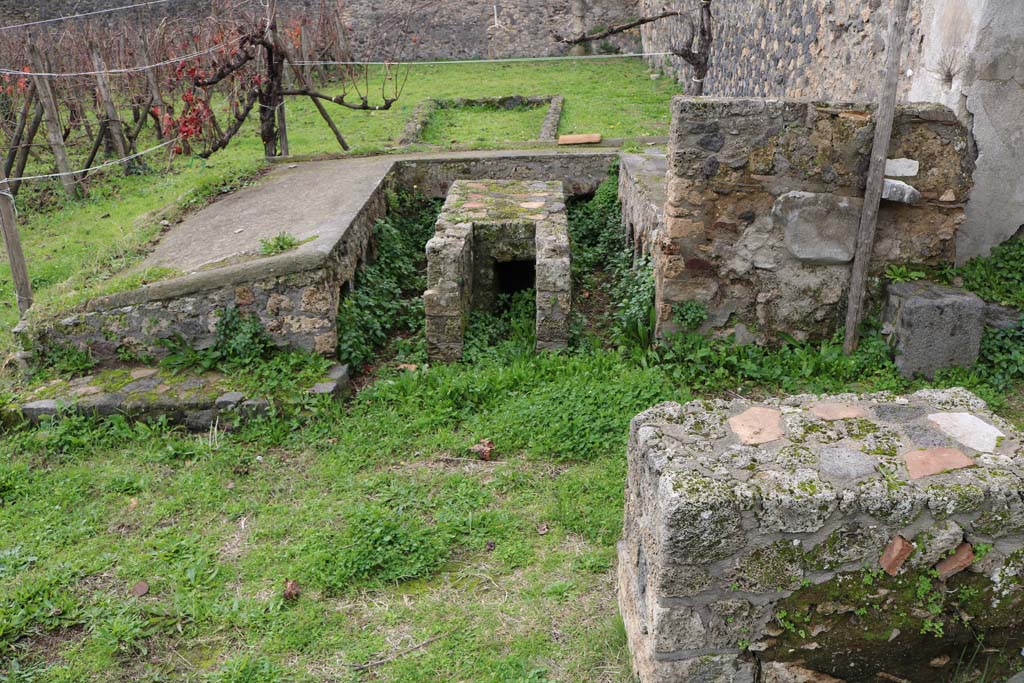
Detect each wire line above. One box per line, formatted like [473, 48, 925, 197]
[0, 0, 174, 32]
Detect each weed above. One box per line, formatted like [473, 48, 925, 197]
[258, 233, 302, 256]
[884, 264, 927, 283]
[673, 300, 709, 331]
[959, 236, 1024, 309]
[160, 306, 274, 373]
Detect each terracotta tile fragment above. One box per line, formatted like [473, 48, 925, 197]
[880, 535, 914, 576]
[903, 447, 974, 480]
[935, 542, 974, 581]
[727, 407, 784, 445]
[809, 402, 868, 421]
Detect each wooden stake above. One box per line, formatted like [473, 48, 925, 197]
[90, 42, 133, 173]
[0, 167, 33, 315]
[28, 41, 81, 199]
[843, 0, 910, 354]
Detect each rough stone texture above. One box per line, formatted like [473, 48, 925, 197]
[774, 191, 861, 265]
[425, 180, 571, 360]
[619, 152, 667, 262]
[8, 363, 351, 431]
[2, 1, 642, 60]
[643, 0, 1022, 264]
[881, 178, 923, 204]
[883, 281, 986, 379]
[657, 97, 972, 339]
[619, 388, 1024, 682]
[19, 150, 613, 361]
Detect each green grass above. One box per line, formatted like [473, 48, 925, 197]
[0, 58, 681, 350]
[2, 173, 1022, 681]
[420, 104, 549, 145]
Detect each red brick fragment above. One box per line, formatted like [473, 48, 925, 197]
[935, 542, 974, 581]
[879, 535, 914, 576]
[903, 447, 974, 480]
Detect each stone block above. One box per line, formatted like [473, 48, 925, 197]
[882, 178, 922, 204]
[619, 389, 1024, 681]
[22, 399, 59, 421]
[774, 191, 861, 265]
[885, 158, 920, 177]
[884, 281, 986, 379]
[215, 391, 246, 410]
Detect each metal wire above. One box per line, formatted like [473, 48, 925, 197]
[0, 0, 174, 32]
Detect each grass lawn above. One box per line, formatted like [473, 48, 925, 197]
[2, 173, 1023, 682]
[0, 58, 681, 349]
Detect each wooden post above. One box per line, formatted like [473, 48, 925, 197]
[140, 30, 167, 141]
[28, 41, 81, 199]
[0, 167, 33, 315]
[272, 21, 290, 157]
[90, 42, 134, 173]
[842, 0, 910, 354]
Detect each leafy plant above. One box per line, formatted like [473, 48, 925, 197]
[884, 264, 927, 283]
[673, 300, 709, 331]
[959, 236, 1024, 309]
[40, 343, 95, 376]
[259, 233, 302, 256]
[336, 191, 439, 368]
[159, 306, 274, 372]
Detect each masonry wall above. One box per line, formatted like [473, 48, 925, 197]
[1, 0, 642, 59]
[656, 97, 972, 341]
[641, 0, 1024, 263]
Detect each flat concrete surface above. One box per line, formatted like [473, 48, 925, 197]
[144, 148, 621, 275]
[145, 156, 394, 274]
[620, 152, 667, 205]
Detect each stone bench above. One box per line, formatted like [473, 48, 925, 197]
[619, 388, 1024, 682]
[424, 179, 572, 360]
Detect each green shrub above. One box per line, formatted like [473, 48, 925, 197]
[160, 306, 274, 372]
[336, 191, 439, 369]
[959, 236, 1024, 309]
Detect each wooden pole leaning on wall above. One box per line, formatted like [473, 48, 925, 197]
[0, 167, 33, 316]
[842, 0, 911, 355]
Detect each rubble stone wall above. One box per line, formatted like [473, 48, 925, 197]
[620, 388, 1024, 681]
[655, 97, 973, 340]
[22, 152, 611, 362]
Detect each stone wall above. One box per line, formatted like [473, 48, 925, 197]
[641, 0, 1024, 263]
[2, 0, 642, 59]
[620, 389, 1024, 681]
[20, 151, 615, 362]
[654, 97, 972, 340]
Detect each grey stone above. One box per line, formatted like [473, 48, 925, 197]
[903, 422, 953, 448]
[910, 520, 965, 568]
[881, 178, 922, 204]
[873, 403, 926, 422]
[121, 376, 163, 394]
[309, 381, 341, 397]
[819, 445, 878, 481]
[184, 409, 217, 431]
[215, 391, 246, 409]
[884, 158, 920, 177]
[884, 281, 987, 379]
[325, 363, 351, 384]
[22, 399, 58, 420]
[652, 604, 706, 652]
[774, 191, 862, 265]
[239, 398, 271, 419]
[985, 302, 1022, 330]
[76, 393, 125, 417]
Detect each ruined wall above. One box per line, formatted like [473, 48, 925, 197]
[641, 0, 1024, 263]
[655, 97, 972, 340]
[640, 0, 926, 100]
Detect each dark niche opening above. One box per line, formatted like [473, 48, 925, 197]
[494, 259, 535, 299]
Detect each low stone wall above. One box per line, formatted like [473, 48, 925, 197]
[20, 151, 616, 362]
[655, 97, 973, 340]
[618, 153, 667, 260]
[620, 388, 1024, 681]
[398, 96, 564, 146]
[424, 179, 571, 360]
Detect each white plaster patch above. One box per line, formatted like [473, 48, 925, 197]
[927, 412, 1005, 452]
[884, 158, 920, 177]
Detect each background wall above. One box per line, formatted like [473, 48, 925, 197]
[641, 0, 1024, 263]
[0, 0, 643, 59]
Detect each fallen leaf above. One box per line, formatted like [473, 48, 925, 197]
[397, 363, 419, 372]
[127, 497, 139, 511]
[226, 480, 235, 490]
[131, 580, 149, 597]
[468, 438, 495, 461]
[283, 579, 301, 601]
[485, 540, 496, 552]
[536, 523, 549, 536]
